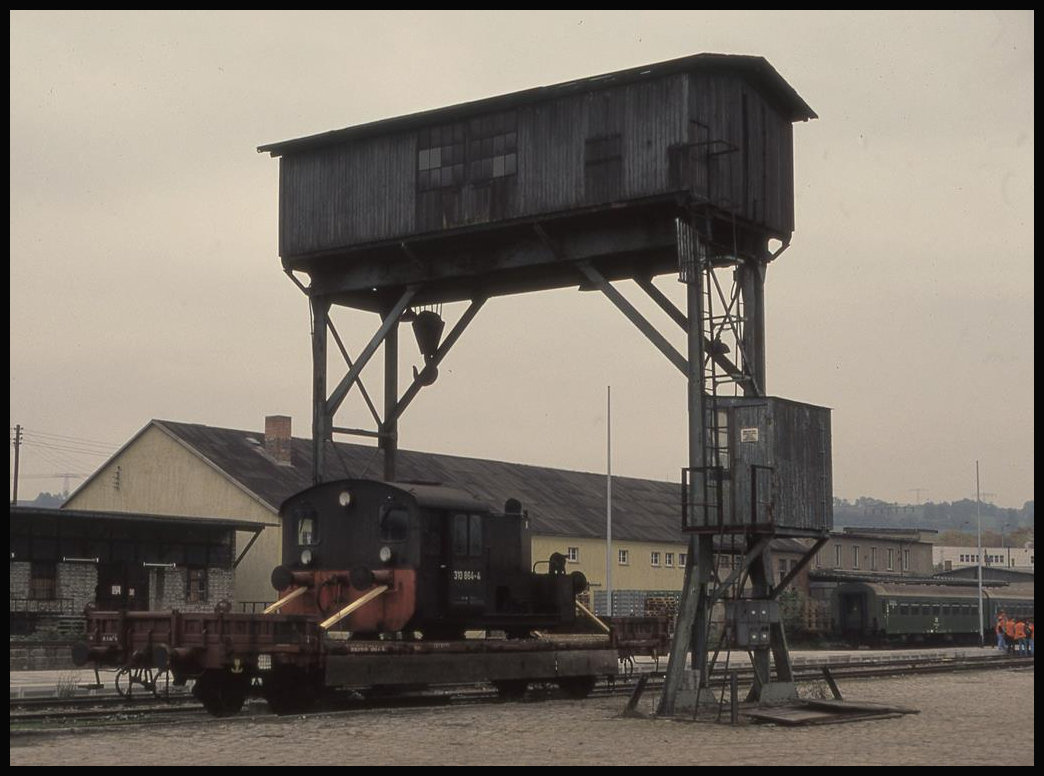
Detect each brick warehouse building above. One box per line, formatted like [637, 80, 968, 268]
[9, 505, 267, 639]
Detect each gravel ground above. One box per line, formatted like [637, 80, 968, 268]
[10, 666, 1034, 766]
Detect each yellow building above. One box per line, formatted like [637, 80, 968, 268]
[64, 415, 873, 619]
[64, 416, 697, 609]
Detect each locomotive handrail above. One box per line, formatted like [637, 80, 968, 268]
[262, 585, 309, 614]
[319, 584, 389, 631]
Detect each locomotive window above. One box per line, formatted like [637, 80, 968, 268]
[293, 505, 319, 546]
[451, 513, 483, 557]
[469, 514, 482, 556]
[297, 516, 318, 546]
[899, 604, 909, 616]
[380, 506, 409, 542]
[453, 514, 467, 556]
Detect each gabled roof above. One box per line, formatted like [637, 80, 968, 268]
[118, 419, 686, 543]
[258, 52, 816, 158]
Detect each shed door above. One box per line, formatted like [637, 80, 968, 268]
[95, 562, 148, 611]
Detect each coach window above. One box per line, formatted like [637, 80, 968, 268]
[380, 506, 410, 543]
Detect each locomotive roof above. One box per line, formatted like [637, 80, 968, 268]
[392, 480, 493, 511]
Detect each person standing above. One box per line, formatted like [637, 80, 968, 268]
[1013, 618, 1027, 655]
[1004, 616, 1017, 655]
[996, 612, 1007, 652]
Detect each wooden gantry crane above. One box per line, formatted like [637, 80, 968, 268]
[259, 52, 828, 715]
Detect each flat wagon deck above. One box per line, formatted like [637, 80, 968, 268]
[72, 606, 629, 716]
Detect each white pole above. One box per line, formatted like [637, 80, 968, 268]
[606, 386, 612, 617]
[976, 461, 983, 647]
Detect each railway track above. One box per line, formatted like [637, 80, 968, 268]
[11, 652, 1032, 732]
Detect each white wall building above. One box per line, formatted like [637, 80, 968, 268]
[933, 544, 1034, 571]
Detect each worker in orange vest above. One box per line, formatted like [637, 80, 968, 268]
[1013, 619, 1027, 655]
[1004, 616, 1017, 654]
[995, 612, 1007, 652]
[1028, 620, 1034, 657]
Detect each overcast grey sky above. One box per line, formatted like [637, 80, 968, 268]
[10, 10, 1034, 509]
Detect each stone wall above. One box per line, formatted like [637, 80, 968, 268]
[60, 562, 98, 614]
[9, 642, 79, 671]
[10, 561, 31, 599]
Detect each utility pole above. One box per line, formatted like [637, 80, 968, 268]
[908, 487, 928, 504]
[975, 461, 983, 647]
[11, 424, 23, 504]
[605, 386, 612, 617]
[55, 473, 84, 500]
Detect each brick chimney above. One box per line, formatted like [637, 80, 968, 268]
[264, 415, 293, 465]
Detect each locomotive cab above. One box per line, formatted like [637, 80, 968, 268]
[271, 478, 583, 639]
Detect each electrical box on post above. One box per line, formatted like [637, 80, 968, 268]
[727, 600, 780, 648]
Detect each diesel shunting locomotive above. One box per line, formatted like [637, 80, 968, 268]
[72, 479, 617, 717]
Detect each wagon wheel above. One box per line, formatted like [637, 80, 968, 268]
[149, 669, 172, 699]
[192, 669, 250, 717]
[492, 679, 528, 700]
[263, 666, 321, 716]
[557, 675, 597, 699]
[114, 666, 132, 698]
[115, 666, 153, 699]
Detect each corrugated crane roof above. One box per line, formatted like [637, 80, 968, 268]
[258, 52, 816, 158]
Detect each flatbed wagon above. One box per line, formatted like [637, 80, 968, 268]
[71, 606, 622, 716]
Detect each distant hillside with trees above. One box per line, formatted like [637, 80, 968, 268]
[14, 492, 65, 508]
[833, 497, 1034, 547]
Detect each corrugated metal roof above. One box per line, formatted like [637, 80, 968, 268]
[152, 419, 685, 543]
[258, 53, 816, 158]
